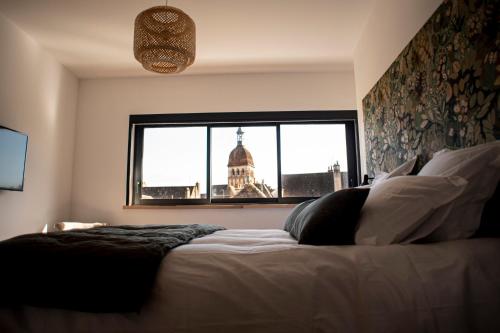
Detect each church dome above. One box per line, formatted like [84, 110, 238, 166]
[228, 145, 254, 167]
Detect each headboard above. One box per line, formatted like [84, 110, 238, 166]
[363, 0, 499, 176]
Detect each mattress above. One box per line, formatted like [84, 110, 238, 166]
[1, 229, 499, 333]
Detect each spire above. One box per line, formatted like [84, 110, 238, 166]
[333, 161, 340, 173]
[236, 127, 244, 145]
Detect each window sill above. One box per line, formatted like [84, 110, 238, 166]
[123, 204, 297, 210]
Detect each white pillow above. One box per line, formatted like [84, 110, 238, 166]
[387, 155, 418, 176]
[418, 141, 500, 241]
[55, 222, 108, 231]
[371, 172, 389, 186]
[355, 176, 468, 245]
[419, 141, 499, 176]
[372, 156, 418, 186]
[432, 148, 450, 158]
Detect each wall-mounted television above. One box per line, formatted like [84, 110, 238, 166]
[0, 126, 28, 191]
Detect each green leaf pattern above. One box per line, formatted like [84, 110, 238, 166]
[363, 0, 499, 176]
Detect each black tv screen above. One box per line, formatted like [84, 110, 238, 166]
[0, 126, 28, 191]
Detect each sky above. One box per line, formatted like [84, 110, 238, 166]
[142, 124, 348, 194]
[142, 126, 207, 190]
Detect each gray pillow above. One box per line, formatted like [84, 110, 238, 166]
[290, 188, 370, 245]
[284, 199, 315, 232]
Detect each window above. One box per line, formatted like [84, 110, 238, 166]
[280, 124, 348, 198]
[141, 127, 207, 200]
[211, 126, 277, 200]
[127, 111, 359, 206]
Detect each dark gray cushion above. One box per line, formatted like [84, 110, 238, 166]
[284, 199, 315, 232]
[290, 188, 370, 245]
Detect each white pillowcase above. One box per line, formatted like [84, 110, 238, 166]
[371, 156, 418, 186]
[418, 141, 499, 176]
[55, 222, 108, 231]
[431, 148, 450, 158]
[371, 172, 389, 186]
[355, 176, 468, 245]
[418, 141, 500, 241]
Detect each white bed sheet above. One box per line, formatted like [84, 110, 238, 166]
[1, 229, 499, 333]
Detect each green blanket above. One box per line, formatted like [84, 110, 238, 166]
[0, 224, 224, 313]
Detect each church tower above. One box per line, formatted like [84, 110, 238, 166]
[333, 161, 342, 192]
[227, 127, 255, 189]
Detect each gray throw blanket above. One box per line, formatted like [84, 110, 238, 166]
[0, 224, 224, 313]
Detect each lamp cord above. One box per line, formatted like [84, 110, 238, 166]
[165, 0, 168, 7]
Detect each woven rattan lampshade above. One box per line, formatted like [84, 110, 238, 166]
[134, 5, 195, 74]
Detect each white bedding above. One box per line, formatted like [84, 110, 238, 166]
[1, 229, 499, 333]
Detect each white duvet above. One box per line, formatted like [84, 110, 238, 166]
[1, 229, 499, 333]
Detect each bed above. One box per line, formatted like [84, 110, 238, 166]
[1, 229, 499, 333]
[1, 139, 498, 333]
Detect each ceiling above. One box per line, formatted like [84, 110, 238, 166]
[0, 0, 375, 78]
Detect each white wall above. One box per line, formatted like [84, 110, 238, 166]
[353, 0, 442, 173]
[71, 72, 356, 229]
[0, 14, 78, 239]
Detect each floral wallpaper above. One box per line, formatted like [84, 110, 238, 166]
[363, 0, 499, 176]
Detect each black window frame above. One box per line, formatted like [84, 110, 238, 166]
[127, 111, 360, 206]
